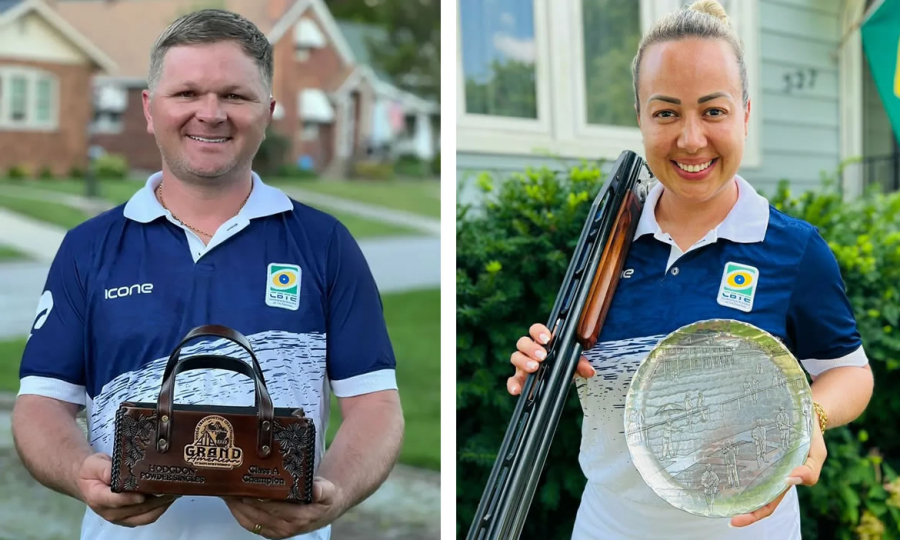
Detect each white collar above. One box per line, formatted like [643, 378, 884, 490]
[123, 170, 293, 223]
[633, 175, 769, 244]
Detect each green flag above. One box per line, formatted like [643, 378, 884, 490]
[862, 0, 900, 144]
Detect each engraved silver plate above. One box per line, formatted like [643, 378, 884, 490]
[624, 319, 812, 518]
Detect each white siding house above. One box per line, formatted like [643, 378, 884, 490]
[456, 0, 894, 202]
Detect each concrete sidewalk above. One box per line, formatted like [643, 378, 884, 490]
[0, 209, 66, 264]
[282, 187, 440, 236]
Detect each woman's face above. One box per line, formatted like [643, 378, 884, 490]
[636, 38, 749, 205]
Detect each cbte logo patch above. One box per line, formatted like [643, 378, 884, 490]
[266, 263, 300, 310]
[717, 262, 759, 312]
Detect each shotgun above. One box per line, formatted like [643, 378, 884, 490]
[466, 150, 654, 540]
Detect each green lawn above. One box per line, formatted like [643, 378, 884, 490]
[0, 245, 28, 262]
[0, 178, 426, 238]
[325, 288, 439, 470]
[326, 208, 418, 238]
[274, 178, 441, 218]
[1, 177, 442, 218]
[0, 288, 440, 470]
[0, 195, 90, 230]
[0, 338, 25, 393]
[0, 177, 142, 205]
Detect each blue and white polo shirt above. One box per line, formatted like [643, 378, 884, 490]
[572, 176, 868, 539]
[18, 172, 397, 540]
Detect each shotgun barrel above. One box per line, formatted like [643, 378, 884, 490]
[466, 150, 654, 540]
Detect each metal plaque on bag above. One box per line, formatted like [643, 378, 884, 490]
[624, 319, 812, 518]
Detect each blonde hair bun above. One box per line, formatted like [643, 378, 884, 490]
[688, 0, 729, 25]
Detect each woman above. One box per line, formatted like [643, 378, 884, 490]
[506, 1, 874, 538]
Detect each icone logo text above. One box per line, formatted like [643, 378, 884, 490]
[105, 283, 153, 299]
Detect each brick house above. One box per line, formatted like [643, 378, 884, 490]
[0, 0, 115, 176]
[53, 0, 437, 176]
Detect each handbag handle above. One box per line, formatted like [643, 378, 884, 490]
[155, 326, 273, 458]
[160, 325, 266, 386]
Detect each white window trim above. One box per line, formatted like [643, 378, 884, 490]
[0, 66, 59, 131]
[456, 0, 761, 167]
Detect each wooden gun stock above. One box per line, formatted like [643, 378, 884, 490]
[577, 191, 642, 350]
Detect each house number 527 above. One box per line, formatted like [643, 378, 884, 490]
[783, 68, 818, 93]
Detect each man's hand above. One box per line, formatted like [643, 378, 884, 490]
[78, 453, 177, 527]
[730, 417, 827, 527]
[223, 477, 341, 539]
[508, 323, 595, 395]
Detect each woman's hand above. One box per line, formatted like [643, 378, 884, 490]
[507, 323, 596, 395]
[729, 415, 827, 527]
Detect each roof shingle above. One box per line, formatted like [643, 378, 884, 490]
[53, 0, 298, 79]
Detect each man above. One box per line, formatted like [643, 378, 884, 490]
[683, 391, 693, 427]
[776, 406, 792, 451]
[11, 9, 403, 540]
[722, 442, 740, 489]
[700, 463, 719, 514]
[751, 419, 766, 466]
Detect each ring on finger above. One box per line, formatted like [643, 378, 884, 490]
[252, 523, 263, 535]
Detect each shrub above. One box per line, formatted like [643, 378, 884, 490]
[769, 180, 900, 539]
[457, 163, 605, 539]
[276, 163, 318, 180]
[432, 152, 440, 175]
[394, 154, 429, 178]
[352, 160, 394, 180]
[457, 166, 900, 539]
[254, 128, 291, 176]
[6, 165, 29, 179]
[38, 166, 54, 180]
[68, 166, 85, 179]
[92, 154, 128, 179]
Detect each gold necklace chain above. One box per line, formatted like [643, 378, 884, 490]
[156, 182, 252, 238]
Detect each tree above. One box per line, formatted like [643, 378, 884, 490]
[464, 60, 536, 119]
[582, 0, 640, 127]
[327, 0, 440, 100]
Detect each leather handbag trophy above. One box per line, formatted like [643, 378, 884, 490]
[110, 325, 315, 502]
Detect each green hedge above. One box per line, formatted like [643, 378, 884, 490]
[457, 166, 900, 539]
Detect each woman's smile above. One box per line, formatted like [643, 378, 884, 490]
[671, 157, 718, 180]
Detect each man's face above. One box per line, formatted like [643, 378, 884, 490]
[142, 41, 274, 181]
[636, 38, 749, 204]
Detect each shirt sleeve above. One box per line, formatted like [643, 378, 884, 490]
[324, 222, 397, 397]
[18, 233, 88, 405]
[786, 229, 868, 376]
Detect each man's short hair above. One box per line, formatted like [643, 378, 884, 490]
[148, 9, 273, 96]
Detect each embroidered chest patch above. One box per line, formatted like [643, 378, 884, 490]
[266, 263, 301, 310]
[717, 262, 759, 312]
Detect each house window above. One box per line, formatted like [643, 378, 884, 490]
[10, 76, 27, 122]
[92, 110, 123, 134]
[459, 0, 537, 119]
[457, 0, 760, 166]
[302, 122, 320, 141]
[582, 0, 640, 127]
[0, 67, 58, 130]
[35, 78, 52, 123]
